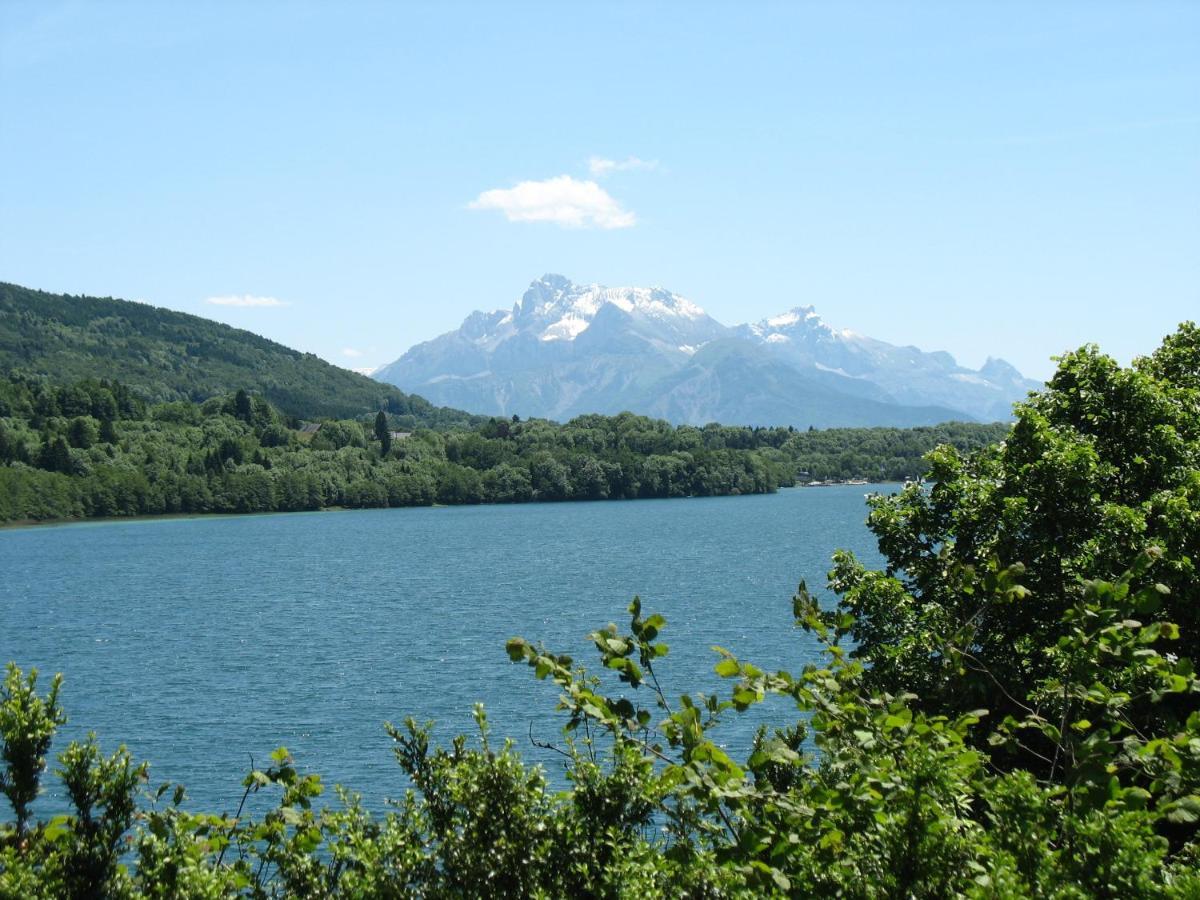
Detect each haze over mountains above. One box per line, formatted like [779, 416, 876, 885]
[374, 275, 1041, 428]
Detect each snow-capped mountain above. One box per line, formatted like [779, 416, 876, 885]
[477, 273, 727, 356]
[373, 275, 1040, 428]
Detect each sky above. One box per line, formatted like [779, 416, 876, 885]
[1, 2, 1197, 380]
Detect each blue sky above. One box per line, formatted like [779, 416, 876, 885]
[1, 2, 1197, 380]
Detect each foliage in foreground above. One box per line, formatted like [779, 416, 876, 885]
[1, 324, 1198, 897]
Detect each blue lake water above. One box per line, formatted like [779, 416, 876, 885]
[1, 486, 888, 816]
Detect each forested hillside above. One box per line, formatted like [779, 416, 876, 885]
[0, 373, 1007, 524]
[764, 419, 1009, 481]
[0, 282, 479, 424]
[0, 375, 791, 522]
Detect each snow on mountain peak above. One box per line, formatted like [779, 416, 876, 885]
[763, 309, 820, 328]
[745, 305, 831, 341]
[374, 273, 1043, 425]
[509, 276, 711, 342]
[539, 313, 592, 342]
[601, 286, 706, 321]
[764, 306, 818, 329]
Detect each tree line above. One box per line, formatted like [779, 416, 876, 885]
[0, 377, 793, 522]
[0, 373, 1011, 524]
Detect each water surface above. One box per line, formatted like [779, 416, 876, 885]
[1, 487, 887, 814]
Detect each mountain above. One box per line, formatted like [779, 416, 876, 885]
[374, 275, 1040, 427]
[0, 282, 482, 425]
[377, 275, 727, 419]
[626, 339, 962, 429]
[734, 307, 1037, 423]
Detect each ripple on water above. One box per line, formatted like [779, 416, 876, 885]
[1, 487, 889, 814]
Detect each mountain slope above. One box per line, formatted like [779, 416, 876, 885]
[375, 275, 1040, 427]
[378, 274, 727, 420]
[631, 339, 964, 429]
[0, 282, 480, 424]
[735, 307, 1040, 422]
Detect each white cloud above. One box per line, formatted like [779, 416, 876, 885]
[588, 156, 658, 177]
[468, 175, 635, 229]
[341, 347, 364, 358]
[350, 366, 377, 377]
[205, 294, 289, 308]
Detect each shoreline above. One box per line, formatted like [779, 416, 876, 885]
[0, 481, 904, 532]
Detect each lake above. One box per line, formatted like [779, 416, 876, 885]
[1, 486, 889, 815]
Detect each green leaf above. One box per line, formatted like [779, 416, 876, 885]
[505, 637, 528, 661]
[714, 659, 740, 678]
[43, 814, 71, 843]
[1165, 795, 1200, 824]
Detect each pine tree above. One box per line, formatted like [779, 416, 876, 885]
[374, 411, 391, 456]
[234, 389, 252, 422]
[67, 417, 96, 449]
[37, 436, 72, 474]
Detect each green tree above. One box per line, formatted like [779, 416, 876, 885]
[67, 416, 98, 450]
[830, 323, 1200, 757]
[374, 410, 391, 457]
[57, 737, 146, 898]
[234, 388, 252, 423]
[98, 417, 118, 445]
[36, 435, 72, 474]
[0, 664, 65, 836]
[0, 371, 1006, 526]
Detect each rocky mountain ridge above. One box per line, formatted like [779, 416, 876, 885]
[373, 274, 1041, 427]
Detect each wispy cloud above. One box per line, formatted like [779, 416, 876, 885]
[588, 155, 658, 177]
[205, 294, 289, 308]
[469, 175, 635, 229]
[350, 366, 377, 377]
[342, 347, 364, 358]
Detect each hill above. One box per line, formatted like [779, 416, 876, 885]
[0, 282, 480, 425]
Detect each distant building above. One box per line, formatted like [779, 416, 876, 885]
[299, 423, 321, 435]
[389, 431, 412, 440]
